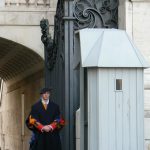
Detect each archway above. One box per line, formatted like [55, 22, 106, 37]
[0, 37, 44, 150]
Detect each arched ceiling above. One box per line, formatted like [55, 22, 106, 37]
[0, 27, 45, 58]
[0, 37, 44, 85]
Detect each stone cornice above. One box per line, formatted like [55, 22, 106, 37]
[0, 7, 56, 12]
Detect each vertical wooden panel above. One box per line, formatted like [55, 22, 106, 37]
[88, 69, 98, 150]
[108, 69, 116, 150]
[136, 69, 144, 150]
[115, 69, 123, 150]
[122, 69, 130, 150]
[98, 69, 109, 150]
[129, 69, 138, 150]
[97, 69, 102, 150]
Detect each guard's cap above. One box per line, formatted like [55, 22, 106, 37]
[40, 87, 52, 94]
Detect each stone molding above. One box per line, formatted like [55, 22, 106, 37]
[0, 7, 56, 12]
[5, 0, 50, 7]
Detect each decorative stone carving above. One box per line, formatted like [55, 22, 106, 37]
[73, 0, 118, 29]
[5, 0, 50, 7]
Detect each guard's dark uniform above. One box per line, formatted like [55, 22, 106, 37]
[26, 99, 65, 150]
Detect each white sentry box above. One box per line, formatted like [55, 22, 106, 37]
[77, 29, 149, 150]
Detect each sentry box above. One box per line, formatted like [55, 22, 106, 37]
[75, 29, 149, 150]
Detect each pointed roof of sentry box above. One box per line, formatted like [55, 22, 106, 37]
[78, 28, 149, 68]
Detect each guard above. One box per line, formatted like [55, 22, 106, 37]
[26, 87, 65, 150]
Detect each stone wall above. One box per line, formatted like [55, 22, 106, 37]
[0, 0, 57, 58]
[0, 70, 44, 150]
[0, 1, 56, 149]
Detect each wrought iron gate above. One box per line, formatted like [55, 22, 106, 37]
[40, 0, 118, 150]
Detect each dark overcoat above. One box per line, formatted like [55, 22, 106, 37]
[26, 100, 62, 150]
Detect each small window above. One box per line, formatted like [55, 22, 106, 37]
[116, 79, 122, 91]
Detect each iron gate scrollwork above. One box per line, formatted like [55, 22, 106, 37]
[41, 0, 118, 71]
[73, 0, 118, 29]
